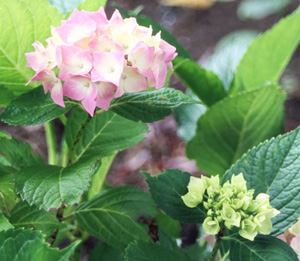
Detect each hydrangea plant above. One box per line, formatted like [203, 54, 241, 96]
[0, 0, 300, 260]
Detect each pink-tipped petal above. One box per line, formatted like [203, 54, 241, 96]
[129, 42, 155, 79]
[55, 20, 96, 44]
[94, 81, 116, 110]
[89, 35, 124, 53]
[92, 51, 124, 86]
[81, 83, 97, 116]
[59, 45, 92, 80]
[51, 82, 65, 107]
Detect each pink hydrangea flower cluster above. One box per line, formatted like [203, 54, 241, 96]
[25, 8, 177, 116]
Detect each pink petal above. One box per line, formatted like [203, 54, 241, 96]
[160, 39, 177, 62]
[59, 45, 92, 80]
[51, 82, 65, 107]
[94, 81, 116, 110]
[91, 51, 124, 86]
[63, 76, 90, 101]
[25, 41, 47, 72]
[27, 70, 64, 107]
[151, 51, 168, 88]
[81, 83, 97, 116]
[115, 67, 148, 96]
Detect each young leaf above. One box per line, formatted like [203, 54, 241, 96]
[0, 0, 63, 94]
[174, 102, 207, 142]
[75, 186, 157, 249]
[89, 242, 124, 261]
[48, 0, 107, 15]
[203, 30, 258, 90]
[228, 234, 298, 261]
[143, 169, 206, 223]
[125, 240, 191, 261]
[0, 137, 44, 170]
[223, 126, 300, 236]
[186, 84, 285, 175]
[69, 110, 148, 163]
[173, 57, 226, 106]
[233, 9, 300, 92]
[109, 88, 200, 123]
[0, 173, 16, 213]
[0, 87, 76, 126]
[0, 229, 79, 261]
[16, 159, 97, 210]
[237, 0, 292, 20]
[9, 201, 63, 237]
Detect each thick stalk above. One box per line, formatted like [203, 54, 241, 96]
[209, 226, 225, 261]
[88, 153, 116, 200]
[44, 121, 59, 165]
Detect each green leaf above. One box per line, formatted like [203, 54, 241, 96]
[75, 186, 157, 249]
[156, 211, 181, 238]
[110, 88, 200, 123]
[0, 86, 16, 107]
[113, 4, 191, 59]
[186, 85, 286, 175]
[9, 201, 63, 237]
[0, 0, 63, 93]
[69, 110, 147, 163]
[0, 173, 16, 213]
[0, 87, 76, 126]
[125, 240, 190, 261]
[0, 137, 44, 171]
[223, 126, 300, 236]
[0, 228, 79, 261]
[203, 30, 258, 91]
[0, 214, 14, 231]
[233, 9, 300, 92]
[16, 159, 97, 210]
[143, 169, 206, 223]
[173, 57, 226, 106]
[237, 0, 291, 20]
[89, 242, 124, 261]
[228, 234, 298, 261]
[174, 102, 207, 142]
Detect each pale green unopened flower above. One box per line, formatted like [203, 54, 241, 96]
[239, 219, 258, 241]
[181, 176, 206, 207]
[181, 173, 280, 241]
[221, 204, 241, 228]
[203, 217, 220, 235]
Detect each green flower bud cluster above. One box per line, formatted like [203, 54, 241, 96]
[181, 173, 280, 241]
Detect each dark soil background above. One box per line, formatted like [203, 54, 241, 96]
[1, 0, 300, 257]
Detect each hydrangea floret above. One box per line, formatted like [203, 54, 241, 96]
[25, 8, 177, 116]
[181, 173, 280, 241]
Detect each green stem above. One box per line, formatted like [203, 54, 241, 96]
[61, 137, 69, 167]
[45, 121, 59, 165]
[209, 226, 225, 261]
[59, 115, 67, 126]
[87, 153, 116, 200]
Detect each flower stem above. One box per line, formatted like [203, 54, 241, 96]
[44, 121, 59, 165]
[209, 226, 225, 261]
